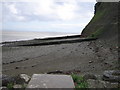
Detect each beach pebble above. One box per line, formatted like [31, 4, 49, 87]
[15, 66, 20, 69]
[89, 61, 93, 63]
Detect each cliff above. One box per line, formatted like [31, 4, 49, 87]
[81, 2, 119, 47]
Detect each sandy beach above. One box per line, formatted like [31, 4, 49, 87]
[2, 37, 118, 76]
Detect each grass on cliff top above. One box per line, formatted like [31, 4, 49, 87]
[71, 74, 88, 88]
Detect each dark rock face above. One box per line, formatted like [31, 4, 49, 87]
[1, 74, 15, 86]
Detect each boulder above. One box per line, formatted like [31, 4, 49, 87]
[19, 74, 31, 83]
[15, 74, 31, 84]
[103, 70, 120, 82]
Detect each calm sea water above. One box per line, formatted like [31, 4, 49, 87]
[1, 30, 78, 43]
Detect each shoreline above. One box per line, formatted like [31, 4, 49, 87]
[1, 34, 81, 44]
[2, 34, 97, 47]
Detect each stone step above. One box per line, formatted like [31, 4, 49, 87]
[27, 74, 75, 88]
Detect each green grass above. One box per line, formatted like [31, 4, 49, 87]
[71, 74, 88, 88]
[21, 84, 27, 89]
[7, 83, 14, 90]
[89, 27, 104, 38]
[92, 9, 106, 23]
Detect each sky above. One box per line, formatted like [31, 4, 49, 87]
[1, 0, 96, 34]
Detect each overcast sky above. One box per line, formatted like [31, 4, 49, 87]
[1, 0, 96, 34]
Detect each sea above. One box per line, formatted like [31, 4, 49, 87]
[1, 30, 78, 43]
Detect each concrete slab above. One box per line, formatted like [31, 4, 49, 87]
[27, 74, 75, 88]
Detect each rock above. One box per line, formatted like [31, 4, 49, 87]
[13, 84, 22, 88]
[110, 48, 112, 50]
[104, 62, 108, 65]
[103, 70, 120, 82]
[0, 74, 15, 86]
[15, 66, 20, 69]
[89, 61, 93, 63]
[15, 74, 31, 84]
[83, 74, 97, 80]
[94, 47, 99, 52]
[116, 46, 118, 49]
[100, 45, 103, 47]
[19, 74, 31, 83]
[87, 79, 119, 88]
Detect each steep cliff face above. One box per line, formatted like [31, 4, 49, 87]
[81, 2, 119, 47]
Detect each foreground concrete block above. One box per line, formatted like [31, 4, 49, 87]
[27, 74, 75, 88]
